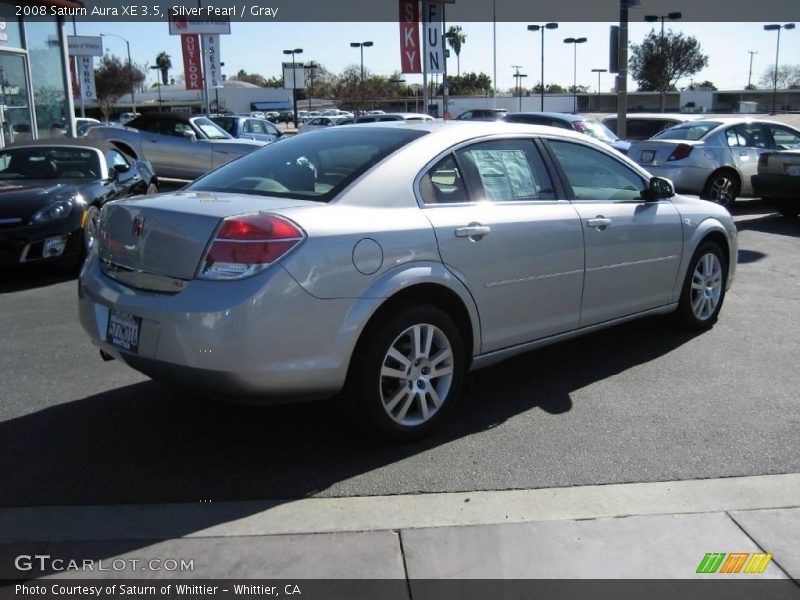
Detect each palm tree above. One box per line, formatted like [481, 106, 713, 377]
[155, 51, 172, 86]
[445, 26, 466, 77]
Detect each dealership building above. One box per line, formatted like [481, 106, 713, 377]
[0, 1, 77, 146]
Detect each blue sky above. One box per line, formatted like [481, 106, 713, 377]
[74, 21, 800, 92]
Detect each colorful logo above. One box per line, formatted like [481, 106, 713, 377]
[696, 552, 773, 574]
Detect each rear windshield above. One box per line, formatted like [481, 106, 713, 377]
[187, 127, 428, 201]
[653, 121, 721, 141]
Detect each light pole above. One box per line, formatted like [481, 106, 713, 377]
[101, 33, 135, 114]
[591, 68, 607, 111]
[305, 61, 318, 112]
[644, 12, 681, 112]
[512, 66, 527, 111]
[747, 51, 758, 89]
[764, 23, 795, 114]
[349, 41, 373, 114]
[390, 76, 406, 111]
[527, 22, 558, 111]
[149, 65, 162, 110]
[563, 37, 587, 114]
[283, 48, 303, 127]
[214, 62, 225, 113]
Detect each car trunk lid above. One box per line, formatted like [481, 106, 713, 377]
[97, 191, 313, 286]
[629, 140, 705, 166]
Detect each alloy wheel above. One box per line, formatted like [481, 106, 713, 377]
[690, 252, 723, 320]
[379, 323, 454, 427]
[708, 175, 735, 206]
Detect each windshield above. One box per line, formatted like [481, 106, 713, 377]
[190, 117, 231, 140]
[187, 127, 428, 201]
[653, 121, 722, 141]
[0, 147, 101, 180]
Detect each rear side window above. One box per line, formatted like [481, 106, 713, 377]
[455, 139, 555, 201]
[548, 140, 646, 201]
[725, 123, 768, 149]
[765, 124, 800, 149]
[419, 155, 469, 204]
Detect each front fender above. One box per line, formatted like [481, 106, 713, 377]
[675, 216, 737, 299]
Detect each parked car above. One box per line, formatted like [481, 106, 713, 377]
[601, 114, 700, 141]
[352, 112, 435, 124]
[627, 118, 800, 207]
[297, 116, 348, 133]
[751, 149, 800, 218]
[456, 108, 508, 121]
[504, 112, 631, 154]
[50, 117, 101, 138]
[86, 112, 265, 180]
[210, 115, 284, 143]
[79, 122, 736, 440]
[0, 139, 157, 268]
[119, 112, 141, 125]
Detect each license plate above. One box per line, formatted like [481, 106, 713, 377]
[106, 310, 141, 353]
[640, 150, 655, 163]
[787, 165, 800, 176]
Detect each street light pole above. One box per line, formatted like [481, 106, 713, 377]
[283, 48, 303, 127]
[149, 65, 162, 109]
[747, 51, 758, 88]
[512, 66, 527, 111]
[563, 37, 587, 114]
[764, 23, 795, 114]
[527, 22, 558, 111]
[591, 68, 607, 111]
[101, 33, 135, 114]
[644, 12, 681, 112]
[350, 41, 373, 114]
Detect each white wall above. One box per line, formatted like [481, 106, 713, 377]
[431, 94, 576, 117]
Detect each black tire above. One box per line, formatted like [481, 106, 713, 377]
[674, 241, 728, 331]
[702, 170, 739, 209]
[344, 304, 465, 441]
[772, 199, 800, 219]
[146, 181, 159, 195]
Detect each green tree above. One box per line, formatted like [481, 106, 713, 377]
[234, 69, 267, 86]
[155, 51, 172, 85]
[440, 72, 492, 95]
[629, 29, 708, 111]
[445, 25, 466, 77]
[95, 54, 146, 121]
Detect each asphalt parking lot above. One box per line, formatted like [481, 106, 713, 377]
[0, 200, 798, 509]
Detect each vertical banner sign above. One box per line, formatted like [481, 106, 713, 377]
[79, 56, 95, 101]
[202, 34, 222, 88]
[70, 57, 81, 100]
[424, 1, 444, 74]
[399, 0, 421, 73]
[181, 34, 203, 90]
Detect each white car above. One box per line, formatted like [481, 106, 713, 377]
[297, 116, 348, 134]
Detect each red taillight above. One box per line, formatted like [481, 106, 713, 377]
[198, 213, 304, 280]
[758, 153, 771, 170]
[667, 144, 693, 161]
[571, 121, 590, 133]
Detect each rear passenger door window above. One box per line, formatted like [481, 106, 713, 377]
[455, 139, 555, 201]
[419, 155, 469, 204]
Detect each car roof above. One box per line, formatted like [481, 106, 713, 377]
[506, 112, 588, 122]
[133, 112, 196, 122]
[6, 138, 124, 153]
[344, 119, 598, 142]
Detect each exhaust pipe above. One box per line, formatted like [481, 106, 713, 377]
[100, 350, 115, 362]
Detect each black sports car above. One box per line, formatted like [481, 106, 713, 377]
[0, 140, 158, 268]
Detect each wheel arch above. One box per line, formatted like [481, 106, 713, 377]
[704, 166, 742, 194]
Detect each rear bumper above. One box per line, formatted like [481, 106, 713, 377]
[751, 174, 800, 200]
[78, 253, 359, 402]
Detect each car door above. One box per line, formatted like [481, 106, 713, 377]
[421, 138, 585, 352]
[724, 123, 771, 195]
[544, 138, 683, 327]
[105, 148, 146, 196]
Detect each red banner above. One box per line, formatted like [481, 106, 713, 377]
[399, 0, 421, 74]
[181, 34, 204, 90]
[70, 57, 80, 100]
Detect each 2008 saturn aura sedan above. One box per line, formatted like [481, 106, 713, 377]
[79, 122, 737, 440]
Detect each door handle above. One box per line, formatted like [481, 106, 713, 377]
[739, 150, 748, 157]
[455, 223, 491, 240]
[586, 217, 612, 230]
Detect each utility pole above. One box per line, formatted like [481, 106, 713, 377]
[747, 51, 757, 88]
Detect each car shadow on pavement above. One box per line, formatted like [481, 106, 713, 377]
[0, 265, 77, 294]
[735, 214, 800, 238]
[0, 315, 703, 575]
[1, 316, 701, 509]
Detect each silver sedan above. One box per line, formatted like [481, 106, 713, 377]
[627, 118, 800, 207]
[78, 122, 737, 440]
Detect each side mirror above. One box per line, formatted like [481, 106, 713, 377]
[182, 131, 197, 142]
[112, 163, 130, 178]
[647, 176, 674, 201]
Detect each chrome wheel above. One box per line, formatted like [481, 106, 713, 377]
[379, 323, 454, 427]
[690, 252, 723, 320]
[707, 174, 736, 206]
[84, 205, 100, 252]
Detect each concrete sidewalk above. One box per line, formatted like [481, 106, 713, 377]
[1, 474, 798, 580]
